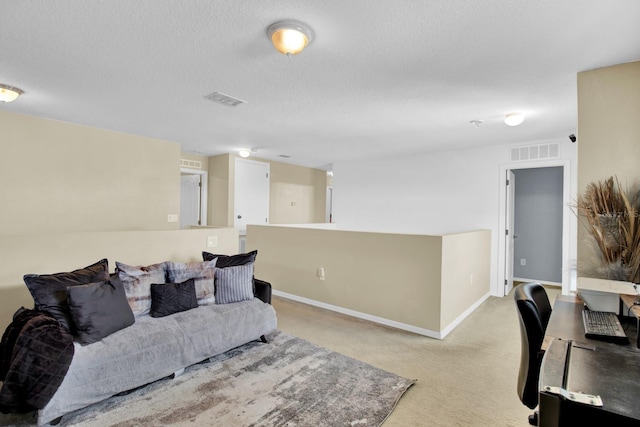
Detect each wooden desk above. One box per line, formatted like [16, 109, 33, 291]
[545, 294, 639, 350]
[539, 297, 640, 426]
[539, 339, 640, 426]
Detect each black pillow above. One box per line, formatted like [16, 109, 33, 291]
[67, 276, 135, 345]
[23, 259, 110, 333]
[202, 250, 257, 268]
[150, 279, 198, 318]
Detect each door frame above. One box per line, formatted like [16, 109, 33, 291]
[504, 170, 516, 296]
[497, 158, 573, 297]
[180, 167, 208, 227]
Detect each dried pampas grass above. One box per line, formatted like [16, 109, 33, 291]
[576, 177, 640, 283]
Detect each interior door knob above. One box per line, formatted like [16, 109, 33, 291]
[237, 215, 242, 219]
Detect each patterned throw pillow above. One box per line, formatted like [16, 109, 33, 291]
[215, 263, 254, 304]
[116, 261, 167, 317]
[165, 259, 217, 306]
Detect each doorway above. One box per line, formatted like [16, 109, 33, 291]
[498, 159, 573, 297]
[512, 167, 564, 285]
[180, 168, 208, 229]
[234, 158, 270, 241]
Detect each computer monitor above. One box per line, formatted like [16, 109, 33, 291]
[576, 277, 637, 312]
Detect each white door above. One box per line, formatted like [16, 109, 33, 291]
[234, 158, 269, 234]
[180, 174, 201, 228]
[505, 170, 516, 295]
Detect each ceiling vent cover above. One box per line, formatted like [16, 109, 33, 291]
[204, 91, 247, 107]
[510, 143, 559, 162]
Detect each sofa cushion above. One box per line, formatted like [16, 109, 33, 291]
[150, 279, 198, 318]
[165, 260, 217, 306]
[202, 250, 257, 268]
[67, 277, 135, 345]
[23, 259, 110, 333]
[116, 261, 167, 317]
[216, 263, 255, 304]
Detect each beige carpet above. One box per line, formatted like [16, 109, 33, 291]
[272, 286, 561, 427]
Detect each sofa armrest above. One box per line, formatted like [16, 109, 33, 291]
[253, 278, 272, 305]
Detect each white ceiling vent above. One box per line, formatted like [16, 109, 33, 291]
[203, 91, 247, 107]
[180, 159, 202, 169]
[510, 143, 559, 162]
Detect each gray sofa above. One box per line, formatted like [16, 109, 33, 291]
[38, 281, 277, 426]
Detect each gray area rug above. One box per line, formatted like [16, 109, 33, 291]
[2, 331, 415, 426]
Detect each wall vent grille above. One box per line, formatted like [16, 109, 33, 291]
[180, 159, 202, 169]
[510, 143, 559, 162]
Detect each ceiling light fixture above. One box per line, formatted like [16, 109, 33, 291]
[267, 20, 314, 57]
[0, 83, 24, 103]
[238, 148, 258, 158]
[504, 113, 524, 127]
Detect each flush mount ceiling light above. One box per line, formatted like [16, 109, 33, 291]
[238, 148, 258, 158]
[267, 20, 314, 57]
[0, 83, 24, 103]
[504, 113, 525, 127]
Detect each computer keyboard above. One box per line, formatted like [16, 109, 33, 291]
[582, 309, 629, 344]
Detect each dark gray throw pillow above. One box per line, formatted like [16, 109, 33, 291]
[67, 276, 135, 345]
[23, 258, 110, 333]
[202, 250, 257, 268]
[150, 279, 198, 318]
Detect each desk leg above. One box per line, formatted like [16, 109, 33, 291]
[539, 391, 561, 427]
[637, 317, 640, 349]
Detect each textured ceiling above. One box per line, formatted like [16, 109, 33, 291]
[1, 1, 639, 170]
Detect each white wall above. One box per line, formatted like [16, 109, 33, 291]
[332, 140, 577, 296]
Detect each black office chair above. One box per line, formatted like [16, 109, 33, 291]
[513, 282, 552, 426]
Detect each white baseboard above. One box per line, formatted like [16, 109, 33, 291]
[272, 290, 490, 340]
[438, 292, 491, 338]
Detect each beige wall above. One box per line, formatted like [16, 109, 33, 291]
[0, 111, 181, 234]
[268, 161, 327, 224]
[577, 60, 640, 271]
[0, 227, 239, 332]
[208, 154, 234, 227]
[440, 230, 492, 327]
[247, 225, 490, 337]
[207, 154, 328, 227]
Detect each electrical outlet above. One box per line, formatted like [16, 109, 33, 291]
[520, 259, 526, 266]
[317, 267, 325, 281]
[207, 236, 218, 248]
[167, 214, 178, 223]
